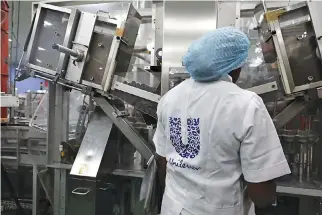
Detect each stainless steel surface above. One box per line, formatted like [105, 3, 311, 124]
[112, 81, 160, 103]
[103, 4, 143, 92]
[217, 1, 237, 28]
[162, 1, 218, 95]
[46, 84, 70, 165]
[246, 81, 278, 95]
[307, 143, 313, 181]
[279, 6, 322, 88]
[273, 100, 309, 129]
[1, 125, 47, 167]
[0, 94, 19, 107]
[81, 21, 117, 88]
[32, 164, 40, 215]
[279, 14, 311, 29]
[70, 107, 113, 177]
[53, 168, 67, 215]
[56, 8, 81, 76]
[25, 4, 72, 75]
[299, 143, 307, 183]
[111, 169, 144, 178]
[65, 12, 97, 83]
[52, 43, 83, 61]
[95, 97, 153, 160]
[272, 20, 295, 94]
[151, 2, 163, 66]
[293, 80, 322, 93]
[307, 1, 322, 61]
[318, 87, 322, 98]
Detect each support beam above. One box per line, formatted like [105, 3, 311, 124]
[95, 97, 153, 160]
[273, 99, 309, 129]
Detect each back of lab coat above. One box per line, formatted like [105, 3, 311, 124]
[153, 76, 290, 215]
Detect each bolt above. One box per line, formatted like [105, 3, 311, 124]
[308, 76, 314, 81]
[98, 43, 103, 48]
[90, 76, 94, 81]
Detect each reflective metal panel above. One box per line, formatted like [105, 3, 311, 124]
[29, 8, 70, 73]
[67, 2, 155, 89]
[279, 6, 322, 87]
[70, 107, 113, 178]
[162, 1, 218, 95]
[81, 22, 116, 86]
[65, 12, 97, 83]
[307, 1, 322, 61]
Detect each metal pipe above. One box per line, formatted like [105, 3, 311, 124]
[33, 74, 80, 91]
[299, 143, 305, 182]
[262, 0, 267, 12]
[52, 43, 78, 58]
[307, 144, 313, 181]
[133, 53, 151, 64]
[52, 43, 83, 61]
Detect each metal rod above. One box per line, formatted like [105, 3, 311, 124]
[307, 144, 313, 181]
[299, 143, 306, 182]
[52, 43, 80, 58]
[262, 0, 267, 12]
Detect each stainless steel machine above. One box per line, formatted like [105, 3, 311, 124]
[2, 1, 322, 215]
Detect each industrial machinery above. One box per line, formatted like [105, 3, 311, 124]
[2, 0, 322, 215]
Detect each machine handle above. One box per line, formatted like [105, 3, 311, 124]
[71, 188, 91, 196]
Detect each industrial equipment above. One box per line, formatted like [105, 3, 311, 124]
[2, 1, 322, 215]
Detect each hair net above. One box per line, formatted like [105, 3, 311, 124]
[183, 26, 250, 81]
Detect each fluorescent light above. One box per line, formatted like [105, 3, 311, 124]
[44, 21, 52, 26]
[8, 39, 12, 42]
[38, 47, 46, 51]
[36, 59, 42, 63]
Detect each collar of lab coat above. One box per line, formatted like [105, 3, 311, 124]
[221, 74, 233, 82]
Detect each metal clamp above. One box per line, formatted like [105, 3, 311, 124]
[71, 188, 91, 196]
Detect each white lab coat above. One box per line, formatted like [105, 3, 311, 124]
[153, 75, 291, 215]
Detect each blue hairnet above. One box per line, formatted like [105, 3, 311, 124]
[183, 26, 250, 81]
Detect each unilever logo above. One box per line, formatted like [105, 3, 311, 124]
[169, 117, 201, 159]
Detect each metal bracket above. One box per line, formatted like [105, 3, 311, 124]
[53, 73, 60, 84]
[273, 99, 310, 129]
[81, 86, 93, 95]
